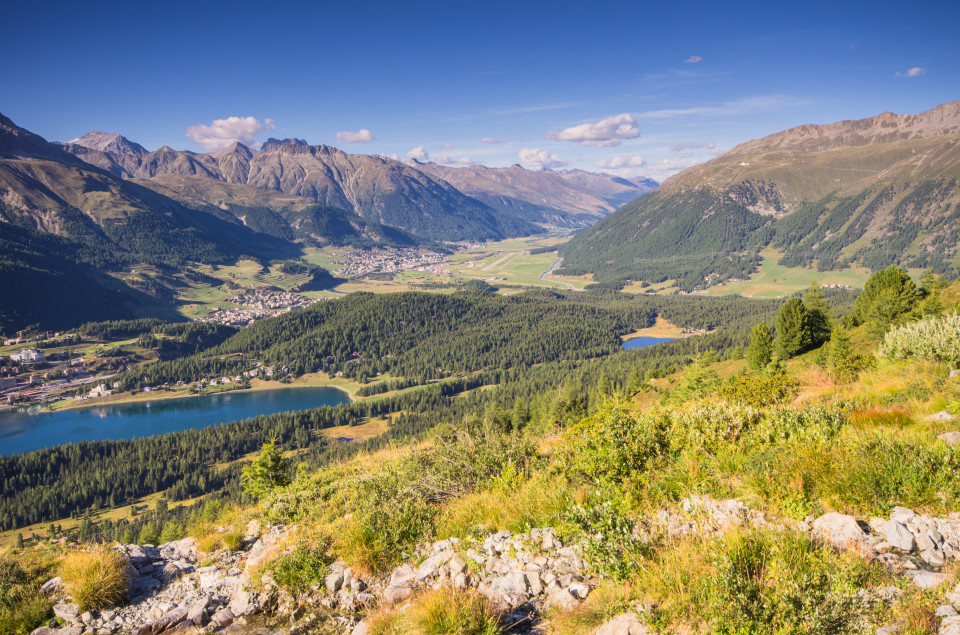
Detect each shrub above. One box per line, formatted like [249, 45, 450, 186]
[561, 404, 671, 487]
[719, 374, 800, 407]
[59, 549, 129, 612]
[751, 405, 847, 445]
[567, 488, 652, 581]
[222, 529, 244, 551]
[878, 312, 960, 365]
[700, 530, 883, 634]
[370, 588, 502, 635]
[0, 554, 57, 635]
[271, 538, 331, 593]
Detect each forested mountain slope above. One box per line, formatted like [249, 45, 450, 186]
[562, 101, 960, 290]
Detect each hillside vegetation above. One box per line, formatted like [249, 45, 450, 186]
[562, 102, 960, 291]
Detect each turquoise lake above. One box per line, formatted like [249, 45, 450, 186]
[0, 386, 351, 456]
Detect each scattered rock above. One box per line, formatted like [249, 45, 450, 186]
[938, 605, 959, 618]
[812, 513, 866, 548]
[53, 602, 80, 623]
[940, 432, 960, 447]
[926, 411, 955, 422]
[883, 520, 916, 552]
[595, 612, 652, 635]
[908, 570, 950, 589]
[40, 576, 62, 594]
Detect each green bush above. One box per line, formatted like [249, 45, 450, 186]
[701, 530, 882, 634]
[878, 312, 960, 365]
[271, 540, 331, 593]
[719, 374, 800, 407]
[566, 488, 652, 581]
[562, 404, 672, 487]
[0, 555, 56, 635]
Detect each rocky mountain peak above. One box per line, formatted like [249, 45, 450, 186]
[730, 100, 960, 155]
[259, 138, 308, 152]
[211, 141, 253, 160]
[67, 131, 147, 156]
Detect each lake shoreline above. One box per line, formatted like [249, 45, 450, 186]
[45, 373, 357, 414]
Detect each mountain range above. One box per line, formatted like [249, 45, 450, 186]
[0, 112, 657, 331]
[561, 101, 960, 291]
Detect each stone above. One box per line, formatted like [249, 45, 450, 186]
[940, 432, 960, 447]
[938, 605, 959, 617]
[921, 549, 946, 567]
[383, 565, 416, 605]
[245, 526, 293, 575]
[525, 571, 543, 597]
[186, 596, 211, 624]
[229, 589, 257, 616]
[159, 537, 198, 562]
[325, 571, 344, 594]
[453, 573, 470, 590]
[210, 609, 235, 628]
[925, 411, 955, 422]
[32, 628, 82, 635]
[812, 513, 866, 548]
[875, 626, 900, 635]
[595, 612, 652, 635]
[54, 602, 80, 623]
[950, 369, 960, 379]
[484, 572, 529, 608]
[40, 576, 62, 593]
[918, 534, 937, 552]
[449, 556, 466, 576]
[891, 507, 916, 524]
[80, 611, 94, 622]
[883, 520, 916, 552]
[545, 585, 579, 611]
[416, 551, 453, 581]
[909, 570, 950, 589]
[568, 582, 590, 600]
[352, 620, 372, 635]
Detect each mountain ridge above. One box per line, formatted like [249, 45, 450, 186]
[561, 101, 960, 291]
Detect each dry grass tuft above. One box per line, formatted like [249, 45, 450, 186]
[369, 588, 503, 635]
[59, 548, 129, 611]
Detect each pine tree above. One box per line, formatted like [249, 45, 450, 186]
[240, 440, 292, 499]
[803, 281, 832, 347]
[775, 298, 810, 360]
[747, 323, 773, 371]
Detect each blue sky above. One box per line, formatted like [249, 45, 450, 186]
[2, 0, 957, 181]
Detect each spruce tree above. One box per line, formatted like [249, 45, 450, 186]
[747, 323, 773, 371]
[775, 298, 810, 360]
[803, 281, 832, 347]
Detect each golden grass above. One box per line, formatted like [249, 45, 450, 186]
[59, 548, 129, 611]
[369, 588, 502, 635]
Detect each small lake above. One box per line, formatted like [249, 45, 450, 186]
[0, 386, 351, 456]
[622, 335, 676, 350]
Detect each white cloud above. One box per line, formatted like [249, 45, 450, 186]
[669, 141, 716, 152]
[896, 67, 926, 78]
[481, 137, 505, 144]
[637, 95, 805, 120]
[406, 146, 430, 161]
[185, 116, 276, 151]
[439, 143, 455, 149]
[436, 154, 475, 166]
[336, 129, 376, 143]
[518, 148, 567, 169]
[685, 55, 703, 63]
[546, 113, 639, 147]
[594, 155, 647, 169]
